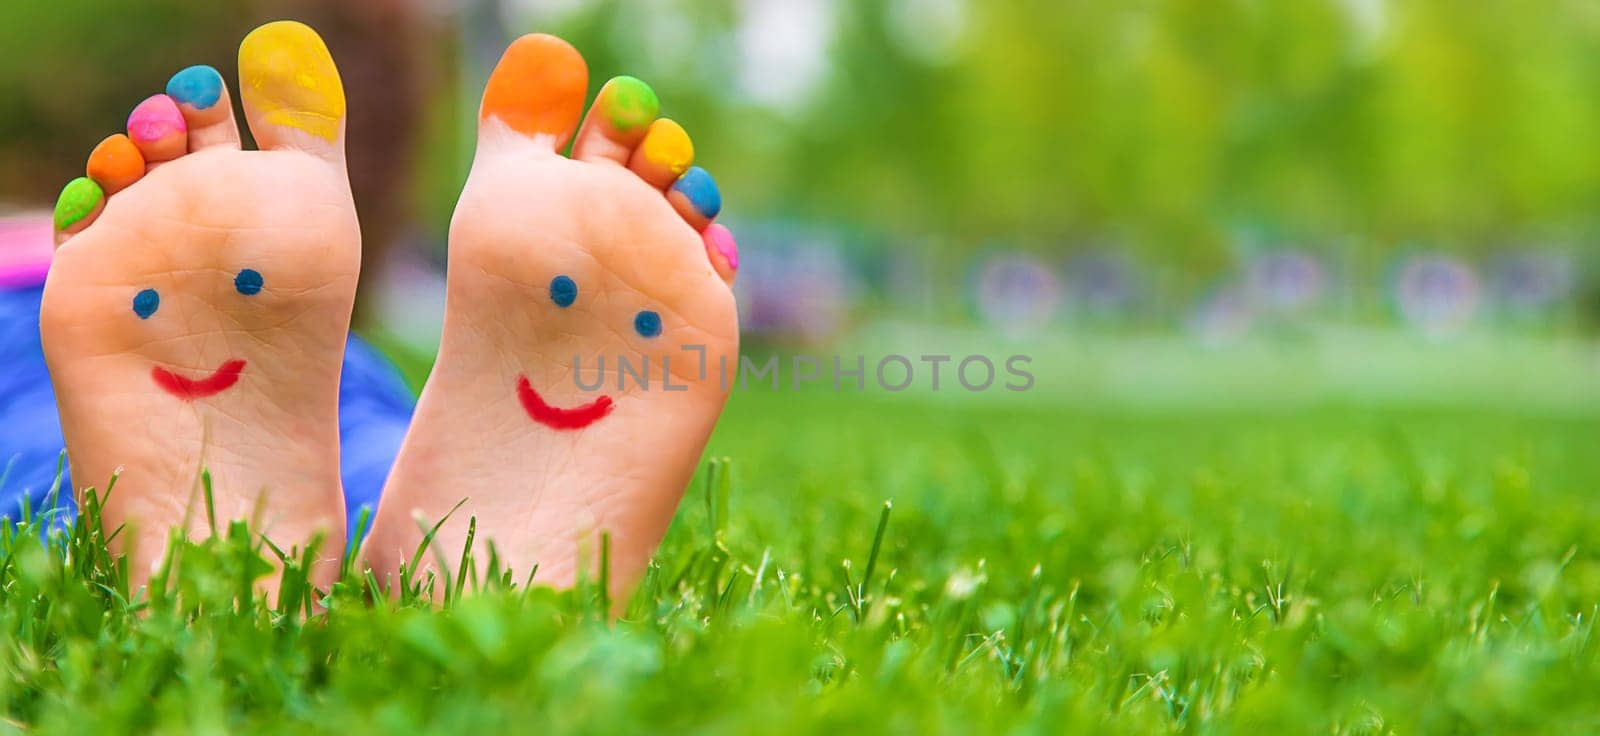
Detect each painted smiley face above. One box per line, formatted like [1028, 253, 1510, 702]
[514, 274, 662, 430]
[137, 268, 263, 400]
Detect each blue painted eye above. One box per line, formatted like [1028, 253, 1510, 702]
[133, 289, 159, 319]
[234, 268, 263, 296]
[550, 275, 577, 307]
[634, 310, 662, 338]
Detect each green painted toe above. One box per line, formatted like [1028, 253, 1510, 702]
[600, 76, 660, 133]
[54, 177, 105, 231]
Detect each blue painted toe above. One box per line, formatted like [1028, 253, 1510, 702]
[671, 167, 722, 220]
[166, 65, 224, 110]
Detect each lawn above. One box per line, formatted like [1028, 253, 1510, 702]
[1, 387, 1598, 733]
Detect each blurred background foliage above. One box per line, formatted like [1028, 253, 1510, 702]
[2, 0, 1597, 334]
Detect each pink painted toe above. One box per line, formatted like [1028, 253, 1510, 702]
[703, 223, 738, 284]
[127, 94, 188, 162]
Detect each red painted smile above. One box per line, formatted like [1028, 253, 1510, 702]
[516, 375, 613, 430]
[152, 359, 245, 400]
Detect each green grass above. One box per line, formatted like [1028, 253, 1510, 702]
[2, 389, 1599, 733]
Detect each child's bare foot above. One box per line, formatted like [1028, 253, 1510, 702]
[41, 22, 359, 590]
[364, 34, 740, 599]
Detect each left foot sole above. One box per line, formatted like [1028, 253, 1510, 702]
[41, 21, 360, 590]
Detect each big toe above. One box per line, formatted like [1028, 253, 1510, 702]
[478, 34, 589, 152]
[237, 21, 346, 160]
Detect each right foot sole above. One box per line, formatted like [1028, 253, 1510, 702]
[366, 34, 741, 599]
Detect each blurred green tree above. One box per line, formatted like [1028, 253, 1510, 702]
[6, 0, 1600, 275]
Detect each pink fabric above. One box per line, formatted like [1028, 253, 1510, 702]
[0, 214, 54, 289]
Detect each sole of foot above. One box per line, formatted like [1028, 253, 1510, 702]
[41, 21, 360, 595]
[364, 34, 740, 604]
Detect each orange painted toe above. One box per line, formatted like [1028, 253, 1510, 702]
[479, 34, 589, 149]
[86, 134, 146, 194]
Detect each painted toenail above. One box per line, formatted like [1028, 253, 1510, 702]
[550, 275, 578, 307]
[639, 119, 693, 177]
[234, 268, 264, 295]
[127, 95, 187, 142]
[671, 167, 721, 220]
[598, 76, 659, 133]
[133, 288, 160, 319]
[87, 134, 145, 192]
[53, 177, 104, 230]
[480, 34, 587, 143]
[634, 310, 662, 338]
[704, 224, 739, 271]
[166, 65, 224, 109]
[239, 21, 346, 141]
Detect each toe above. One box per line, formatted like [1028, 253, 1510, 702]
[479, 34, 588, 151]
[166, 64, 241, 151]
[53, 177, 105, 245]
[667, 166, 721, 231]
[237, 21, 346, 159]
[627, 118, 694, 189]
[86, 133, 146, 195]
[126, 95, 188, 163]
[703, 223, 739, 286]
[571, 75, 659, 165]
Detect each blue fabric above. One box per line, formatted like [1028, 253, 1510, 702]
[0, 284, 414, 539]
